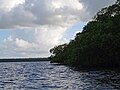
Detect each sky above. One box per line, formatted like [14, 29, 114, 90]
[0, 0, 116, 58]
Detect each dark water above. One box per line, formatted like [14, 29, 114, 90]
[0, 61, 120, 90]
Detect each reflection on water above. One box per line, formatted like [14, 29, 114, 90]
[0, 61, 120, 90]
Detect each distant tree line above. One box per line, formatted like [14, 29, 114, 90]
[0, 58, 49, 62]
[49, 0, 120, 68]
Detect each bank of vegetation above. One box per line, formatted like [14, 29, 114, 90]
[0, 58, 49, 62]
[49, 0, 120, 68]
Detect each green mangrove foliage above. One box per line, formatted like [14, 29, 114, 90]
[49, 0, 120, 68]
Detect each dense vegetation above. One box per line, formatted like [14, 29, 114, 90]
[49, 0, 120, 68]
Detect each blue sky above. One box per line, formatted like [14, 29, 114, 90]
[0, 29, 10, 41]
[0, 0, 115, 58]
[65, 22, 86, 39]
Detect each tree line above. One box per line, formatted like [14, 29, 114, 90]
[49, 0, 120, 68]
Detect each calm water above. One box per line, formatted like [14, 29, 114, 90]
[0, 61, 120, 90]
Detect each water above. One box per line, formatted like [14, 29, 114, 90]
[0, 61, 120, 90]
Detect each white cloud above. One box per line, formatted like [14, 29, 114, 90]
[79, 0, 116, 21]
[3, 35, 13, 42]
[0, 0, 116, 58]
[35, 26, 67, 45]
[0, 0, 84, 28]
[0, 0, 25, 12]
[15, 38, 30, 48]
[0, 0, 115, 28]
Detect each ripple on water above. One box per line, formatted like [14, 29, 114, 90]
[0, 61, 120, 90]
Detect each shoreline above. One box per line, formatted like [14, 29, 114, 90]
[50, 61, 120, 71]
[0, 58, 49, 62]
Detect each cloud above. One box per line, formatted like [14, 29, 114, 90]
[15, 38, 31, 48]
[2, 34, 48, 58]
[0, 0, 116, 58]
[79, 0, 116, 21]
[0, 0, 25, 11]
[0, 0, 115, 28]
[3, 35, 13, 42]
[1, 27, 68, 58]
[0, 0, 84, 28]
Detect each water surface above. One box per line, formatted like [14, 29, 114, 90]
[0, 61, 120, 90]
